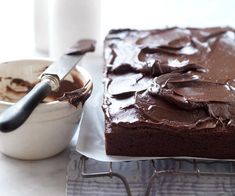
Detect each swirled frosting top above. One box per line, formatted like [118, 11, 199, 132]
[103, 27, 235, 132]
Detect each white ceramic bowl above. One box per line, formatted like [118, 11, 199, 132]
[0, 59, 92, 160]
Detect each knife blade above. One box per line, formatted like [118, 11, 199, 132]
[41, 39, 95, 84]
[0, 39, 95, 132]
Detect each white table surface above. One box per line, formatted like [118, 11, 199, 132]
[0, 142, 74, 196]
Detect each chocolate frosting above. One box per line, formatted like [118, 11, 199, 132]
[65, 39, 96, 55]
[0, 70, 85, 106]
[103, 27, 235, 132]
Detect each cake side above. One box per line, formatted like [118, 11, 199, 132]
[103, 27, 235, 158]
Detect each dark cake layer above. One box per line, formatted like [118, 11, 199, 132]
[103, 27, 235, 159]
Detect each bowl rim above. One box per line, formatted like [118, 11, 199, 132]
[0, 58, 93, 107]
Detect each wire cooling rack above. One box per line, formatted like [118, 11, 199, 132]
[66, 153, 235, 196]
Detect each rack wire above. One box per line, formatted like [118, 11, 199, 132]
[78, 155, 235, 196]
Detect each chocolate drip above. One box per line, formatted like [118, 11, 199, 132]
[65, 39, 96, 55]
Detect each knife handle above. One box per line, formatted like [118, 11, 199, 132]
[0, 81, 52, 132]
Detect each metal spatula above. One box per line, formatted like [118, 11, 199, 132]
[0, 39, 95, 132]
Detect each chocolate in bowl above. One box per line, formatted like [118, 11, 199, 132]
[0, 59, 92, 160]
[0, 66, 85, 104]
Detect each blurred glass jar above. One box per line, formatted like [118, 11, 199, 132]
[34, 0, 49, 53]
[34, 0, 101, 57]
[49, 0, 101, 58]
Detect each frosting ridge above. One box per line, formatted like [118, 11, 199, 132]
[104, 27, 235, 131]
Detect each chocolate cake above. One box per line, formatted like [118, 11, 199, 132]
[103, 27, 235, 159]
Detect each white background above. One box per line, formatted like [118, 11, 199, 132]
[0, 0, 234, 60]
